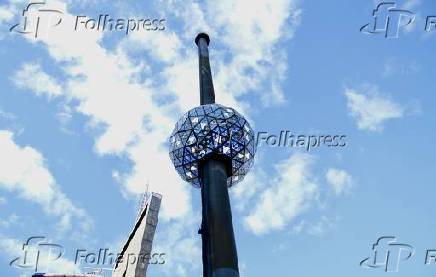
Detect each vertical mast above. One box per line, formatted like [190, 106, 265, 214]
[195, 33, 216, 105]
[195, 33, 239, 277]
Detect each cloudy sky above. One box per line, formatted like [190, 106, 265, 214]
[0, 0, 435, 276]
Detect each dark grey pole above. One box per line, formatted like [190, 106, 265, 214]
[195, 33, 239, 277]
[201, 158, 239, 277]
[195, 33, 215, 105]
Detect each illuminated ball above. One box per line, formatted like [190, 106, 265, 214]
[169, 104, 256, 188]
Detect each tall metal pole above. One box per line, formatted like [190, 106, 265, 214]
[195, 33, 240, 277]
[195, 33, 215, 106]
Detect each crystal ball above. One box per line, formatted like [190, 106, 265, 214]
[169, 104, 256, 188]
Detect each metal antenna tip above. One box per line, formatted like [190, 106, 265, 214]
[195, 33, 210, 46]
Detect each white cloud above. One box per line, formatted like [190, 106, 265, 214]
[209, 0, 301, 107]
[0, 196, 6, 205]
[122, 133, 192, 219]
[244, 153, 318, 235]
[345, 87, 405, 132]
[151, 212, 202, 276]
[326, 168, 352, 196]
[0, 7, 13, 22]
[0, 0, 20, 25]
[0, 214, 18, 229]
[13, 63, 62, 99]
[0, 109, 16, 120]
[403, 0, 420, 10]
[306, 216, 336, 236]
[236, 154, 347, 237]
[126, 31, 182, 63]
[6, 0, 191, 222]
[232, 162, 267, 212]
[383, 58, 420, 77]
[304, 216, 337, 236]
[0, 130, 91, 233]
[290, 216, 337, 236]
[291, 220, 306, 234]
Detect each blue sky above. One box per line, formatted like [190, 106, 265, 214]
[0, 0, 435, 276]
